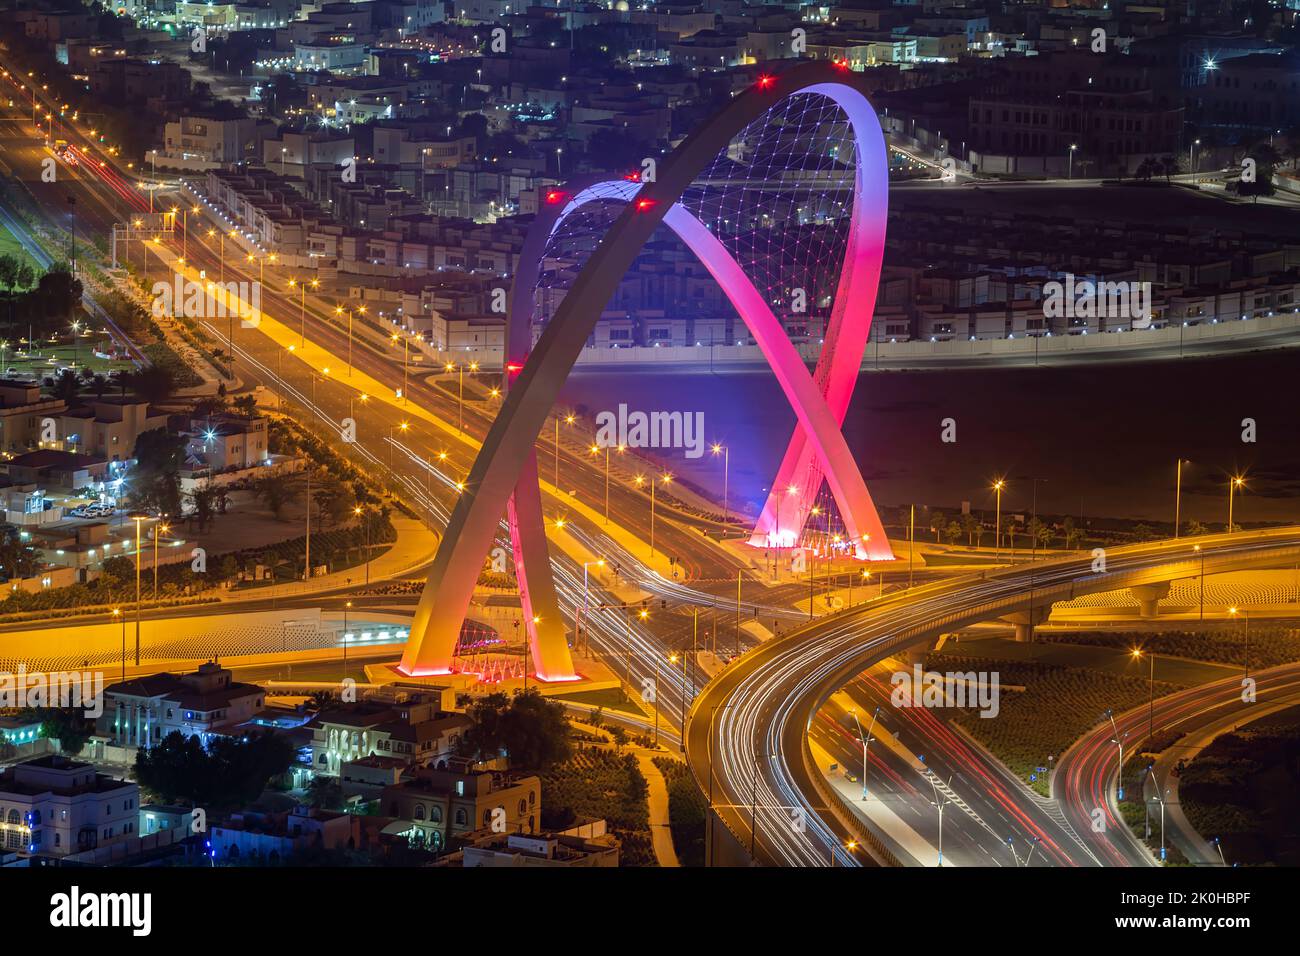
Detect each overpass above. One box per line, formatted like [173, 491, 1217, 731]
[684, 527, 1300, 867]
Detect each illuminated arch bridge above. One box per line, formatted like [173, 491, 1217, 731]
[401, 62, 893, 680]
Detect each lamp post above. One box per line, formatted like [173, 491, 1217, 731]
[1105, 708, 1126, 801]
[1228, 475, 1245, 532]
[342, 600, 352, 680]
[927, 775, 953, 867]
[1194, 544, 1205, 621]
[1174, 458, 1188, 537]
[992, 479, 1005, 561]
[352, 506, 372, 585]
[579, 558, 604, 651]
[851, 707, 879, 801]
[552, 413, 575, 488]
[128, 511, 148, 666]
[1229, 606, 1250, 678]
[288, 277, 318, 348]
[152, 521, 169, 599]
[1147, 765, 1166, 862]
[336, 305, 357, 378]
[671, 651, 686, 752]
[389, 421, 409, 469]
[1068, 143, 1078, 180]
[1132, 647, 1156, 742]
[113, 608, 124, 681]
[711, 442, 729, 526]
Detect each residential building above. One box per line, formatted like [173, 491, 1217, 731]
[0, 755, 139, 858]
[96, 661, 266, 753]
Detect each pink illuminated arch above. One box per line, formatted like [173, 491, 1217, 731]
[400, 63, 894, 678]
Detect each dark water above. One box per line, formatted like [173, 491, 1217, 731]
[561, 350, 1300, 528]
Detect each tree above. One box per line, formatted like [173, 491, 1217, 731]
[130, 427, 187, 517]
[20, 707, 92, 755]
[1062, 516, 1083, 549]
[311, 470, 356, 528]
[1133, 523, 1156, 541]
[124, 364, 177, 405]
[188, 482, 219, 532]
[0, 525, 40, 581]
[1186, 519, 1209, 536]
[461, 689, 573, 771]
[945, 520, 963, 545]
[255, 471, 303, 519]
[0, 253, 19, 292]
[14, 261, 34, 291]
[48, 368, 81, 403]
[133, 729, 295, 810]
[962, 512, 981, 547]
[100, 554, 134, 586]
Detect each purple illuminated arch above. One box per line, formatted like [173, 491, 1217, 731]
[400, 63, 893, 678]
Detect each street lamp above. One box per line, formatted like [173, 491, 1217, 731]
[1228, 475, 1245, 532]
[1172, 458, 1191, 538]
[343, 600, 352, 679]
[1068, 143, 1078, 180]
[850, 706, 880, 801]
[389, 421, 409, 469]
[1132, 646, 1156, 742]
[152, 521, 170, 599]
[1229, 606, 1250, 677]
[128, 511, 149, 666]
[552, 412, 575, 489]
[576, 558, 605, 651]
[992, 479, 1005, 561]
[354, 506, 371, 585]
[927, 774, 954, 867]
[1105, 708, 1127, 801]
[711, 442, 729, 527]
[1146, 765, 1167, 862]
[636, 473, 672, 556]
[1194, 543, 1206, 621]
[288, 277, 318, 347]
[113, 607, 124, 681]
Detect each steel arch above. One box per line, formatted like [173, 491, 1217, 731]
[400, 62, 892, 677]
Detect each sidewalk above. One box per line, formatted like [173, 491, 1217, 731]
[632, 748, 681, 868]
[569, 717, 679, 867]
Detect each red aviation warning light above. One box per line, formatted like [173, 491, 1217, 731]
[757, 74, 775, 89]
[635, 198, 657, 212]
[623, 171, 642, 182]
[545, 189, 568, 205]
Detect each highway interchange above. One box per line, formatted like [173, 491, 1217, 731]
[1, 54, 1297, 870]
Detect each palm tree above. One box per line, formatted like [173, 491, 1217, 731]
[48, 368, 81, 403]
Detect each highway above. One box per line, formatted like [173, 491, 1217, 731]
[685, 528, 1300, 866]
[1055, 658, 1300, 867]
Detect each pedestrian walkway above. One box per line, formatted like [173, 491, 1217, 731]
[632, 748, 681, 868]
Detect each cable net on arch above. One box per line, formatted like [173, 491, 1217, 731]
[535, 90, 862, 549]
